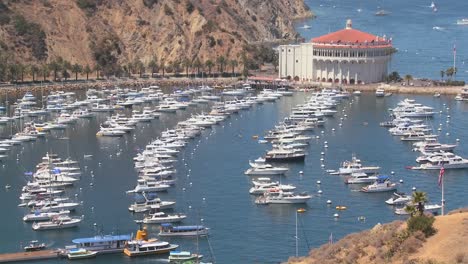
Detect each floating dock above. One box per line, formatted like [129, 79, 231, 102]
[0, 250, 62, 263]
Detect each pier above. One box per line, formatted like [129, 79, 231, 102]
[0, 250, 63, 263]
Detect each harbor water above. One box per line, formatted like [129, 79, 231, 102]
[1, 91, 468, 263]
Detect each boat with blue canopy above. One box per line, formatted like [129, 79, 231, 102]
[71, 234, 131, 253]
[159, 223, 209, 237]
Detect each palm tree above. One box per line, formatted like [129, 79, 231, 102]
[94, 64, 102, 79]
[446, 67, 455, 80]
[71, 63, 82, 81]
[40, 64, 49, 82]
[49, 61, 61, 81]
[30, 64, 39, 82]
[412, 191, 428, 216]
[229, 59, 238, 77]
[440, 70, 445, 81]
[192, 57, 202, 77]
[205, 60, 214, 77]
[181, 58, 191, 78]
[148, 57, 158, 78]
[216, 55, 226, 74]
[83, 65, 92, 80]
[160, 61, 166, 77]
[404, 74, 413, 86]
[18, 63, 26, 82]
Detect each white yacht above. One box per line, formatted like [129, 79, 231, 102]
[126, 179, 171, 193]
[338, 156, 380, 175]
[361, 175, 397, 193]
[137, 212, 187, 224]
[96, 126, 126, 137]
[23, 210, 70, 222]
[394, 204, 442, 215]
[265, 147, 306, 162]
[32, 215, 82, 230]
[385, 192, 412, 205]
[375, 88, 385, 97]
[344, 172, 378, 184]
[244, 162, 289, 175]
[411, 154, 468, 170]
[255, 189, 311, 204]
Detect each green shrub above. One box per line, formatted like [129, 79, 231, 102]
[143, 0, 158, 8]
[407, 215, 436, 237]
[185, 1, 194, 13]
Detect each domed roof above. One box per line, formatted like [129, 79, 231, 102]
[311, 20, 392, 48]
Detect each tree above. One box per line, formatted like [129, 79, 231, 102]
[83, 65, 92, 80]
[216, 55, 226, 73]
[387, 71, 401, 83]
[48, 60, 61, 81]
[30, 64, 39, 82]
[148, 57, 158, 78]
[40, 64, 49, 81]
[17, 63, 26, 82]
[404, 74, 413, 86]
[71, 63, 82, 81]
[440, 70, 445, 81]
[412, 191, 428, 216]
[229, 59, 238, 77]
[205, 60, 214, 77]
[192, 57, 202, 77]
[446, 67, 457, 80]
[94, 64, 102, 79]
[181, 57, 191, 78]
[272, 52, 279, 72]
[160, 61, 166, 77]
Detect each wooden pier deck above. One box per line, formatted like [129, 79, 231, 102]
[0, 250, 62, 263]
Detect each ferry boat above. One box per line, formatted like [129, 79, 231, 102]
[360, 175, 397, 193]
[71, 234, 131, 253]
[159, 223, 209, 237]
[169, 251, 203, 263]
[123, 228, 178, 257]
[67, 248, 98, 260]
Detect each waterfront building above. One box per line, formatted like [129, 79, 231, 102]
[278, 19, 394, 84]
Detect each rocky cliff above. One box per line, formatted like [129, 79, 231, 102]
[0, 0, 312, 69]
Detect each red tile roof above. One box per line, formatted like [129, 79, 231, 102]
[312, 28, 391, 47]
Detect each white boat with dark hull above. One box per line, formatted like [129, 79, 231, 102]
[264, 148, 306, 162]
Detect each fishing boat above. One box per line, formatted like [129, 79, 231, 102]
[71, 234, 131, 253]
[159, 223, 209, 237]
[24, 240, 46, 251]
[67, 248, 98, 260]
[138, 212, 186, 224]
[123, 228, 178, 257]
[169, 251, 203, 263]
[385, 192, 412, 205]
[361, 175, 397, 193]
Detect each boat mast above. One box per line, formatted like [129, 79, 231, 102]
[295, 210, 298, 257]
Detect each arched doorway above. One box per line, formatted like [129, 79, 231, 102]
[317, 77, 321, 82]
[350, 79, 355, 84]
[357, 80, 362, 84]
[327, 78, 333, 83]
[322, 78, 326, 82]
[334, 78, 339, 83]
[294, 76, 300, 82]
[342, 79, 348, 84]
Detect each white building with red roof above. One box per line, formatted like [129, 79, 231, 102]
[278, 20, 394, 84]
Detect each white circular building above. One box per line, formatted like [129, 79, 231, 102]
[278, 20, 394, 84]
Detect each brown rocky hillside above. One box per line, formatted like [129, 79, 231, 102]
[0, 0, 312, 70]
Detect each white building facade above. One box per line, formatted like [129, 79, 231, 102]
[279, 20, 394, 84]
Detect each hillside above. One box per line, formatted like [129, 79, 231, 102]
[288, 210, 468, 264]
[0, 0, 313, 74]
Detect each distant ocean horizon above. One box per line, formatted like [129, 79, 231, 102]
[296, 0, 467, 81]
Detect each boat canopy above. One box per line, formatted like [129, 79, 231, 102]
[376, 175, 389, 183]
[72, 234, 131, 244]
[161, 224, 205, 231]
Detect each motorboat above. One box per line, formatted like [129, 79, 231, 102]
[360, 175, 397, 193]
[71, 234, 131, 253]
[255, 189, 311, 204]
[375, 9, 390, 16]
[123, 228, 178, 257]
[32, 215, 82, 230]
[169, 251, 203, 263]
[244, 162, 289, 175]
[375, 88, 385, 97]
[126, 179, 171, 193]
[394, 204, 442, 215]
[264, 148, 306, 162]
[67, 248, 98, 260]
[457, 18, 468, 25]
[24, 240, 46, 251]
[249, 182, 296, 195]
[385, 192, 412, 205]
[137, 212, 187, 224]
[338, 156, 380, 175]
[96, 126, 126, 137]
[159, 223, 209, 237]
[410, 154, 468, 170]
[128, 193, 175, 213]
[23, 210, 70, 222]
[344, 172, 378, 184]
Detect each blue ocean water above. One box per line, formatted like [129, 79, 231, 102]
[0, 92, 468, 263]
[298, 0, 468, 81]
